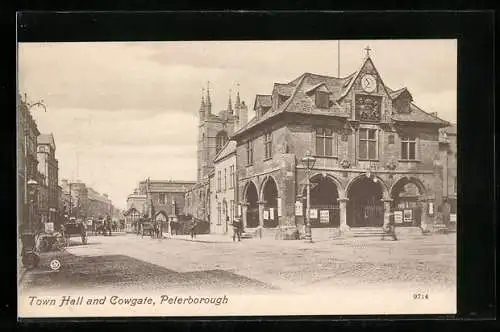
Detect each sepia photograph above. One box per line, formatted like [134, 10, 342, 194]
[17, 39, 457, 317]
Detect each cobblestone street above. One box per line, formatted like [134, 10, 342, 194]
[20, 232, 456, 294]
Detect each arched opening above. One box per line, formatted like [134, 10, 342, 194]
[262, 177, 279, 228]
[216, 131, 228, 154]
[347, 176, 384, 227]
[302, 175, 340, 227]
[155, 211, 168, 233]
[244, 182, 259, 228]
[391, 177, 425, 227]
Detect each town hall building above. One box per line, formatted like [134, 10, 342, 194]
[230, 48, 453, 239]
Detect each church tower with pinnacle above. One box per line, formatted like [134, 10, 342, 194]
[196, 82, 248, 182]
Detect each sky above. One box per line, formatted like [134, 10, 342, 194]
[18, 40, 457, 210]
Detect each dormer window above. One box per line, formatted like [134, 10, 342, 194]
[315, 90, 330, 108]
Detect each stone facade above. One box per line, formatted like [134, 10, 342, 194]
[137, 179, 195, 233]
[18, 94, 44, 233]
[210, 141, 237, 234]
[124, 190, 147, 232]
[231, 52, 451, 238]
[187, 86, 249, 225]
[87, 188, 113, 220]
[37, 133, 60, 225]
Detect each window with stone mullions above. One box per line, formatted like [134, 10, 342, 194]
[229, 165, 234, 189]
[401, 136, 417, 160]
[315, 128, 334, 156]
[217, 171, 221, 192]
[359, 128, 378, 160]
[224, 168, 227, 191]
[246, 140, 254, 165]
[264, 132, 272, 159]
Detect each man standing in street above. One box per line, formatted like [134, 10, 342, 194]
[190, 219, 197, 240]
[381, 212, 398, 241]
[232, 217, 242, 242]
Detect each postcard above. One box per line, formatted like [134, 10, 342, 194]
[17, 39, 457, 318]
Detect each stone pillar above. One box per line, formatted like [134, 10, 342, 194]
[419, 198, 435, 231]
[381, 198, 393, 227]
[257, 200, 265, 228]
[337, 197, 349, 232]
[241, 202, 248, 228]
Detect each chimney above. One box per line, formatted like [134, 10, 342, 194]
[431, 112, 437, 117]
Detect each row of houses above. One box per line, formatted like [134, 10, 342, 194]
[18, 94, 121, 233]
[185, 50, 457, 239]
[18, 94, 62, 233]
[59, 179, 121, 224]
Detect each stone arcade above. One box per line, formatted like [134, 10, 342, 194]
[230, 49, 452, 239]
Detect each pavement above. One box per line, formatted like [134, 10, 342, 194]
[19, 232, 457, 294]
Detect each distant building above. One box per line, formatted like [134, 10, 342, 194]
[37, 133, 60, 225]
[127, 179, 196, 234]
[87, 187, 113, 220]
[60, 180, 87, 220]
[124, 189, 147, 232]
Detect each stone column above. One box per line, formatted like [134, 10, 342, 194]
[419, 198, 435, 231]
[381, 198, 393, 227]
[337, 197, 349, 232]
[241, 202, 248, 228]
[257, 200, 265, 228]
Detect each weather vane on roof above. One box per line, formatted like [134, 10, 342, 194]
[364, 45, 372, 58]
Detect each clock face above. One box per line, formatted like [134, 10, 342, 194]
[361, 74, 377, 93]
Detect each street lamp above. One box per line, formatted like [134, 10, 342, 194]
[301, 150, 316, 243]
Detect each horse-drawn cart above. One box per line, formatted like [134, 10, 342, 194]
[61, 221, 87, 245]
[140, 222, 160, 238]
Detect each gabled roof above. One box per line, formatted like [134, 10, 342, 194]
[274, 83, 294, 96]
[232, 56, 450, 139]
[253, 94, 272, 110]
[442, 123, 457, 135]
[392, 103, 449, 126]
[232, 72, 351, 139]
[305, 82, 331, 94]
[38, 133, 56, 150]
[337, 57, 392, 101]
[123, 207, 139, 216]
[214, 140, 236, 163]
[388, 87, 413, 100]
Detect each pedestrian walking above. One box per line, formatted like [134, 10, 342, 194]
[190, 219, 197, 239]
[381, 214, 398, 241]
[232, 217, 242, 242]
